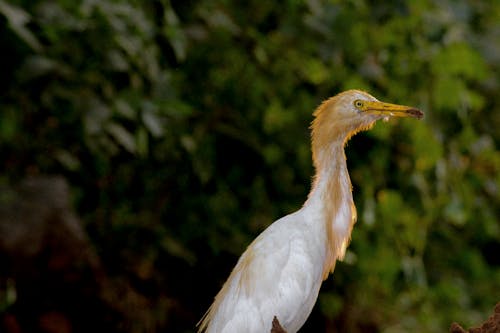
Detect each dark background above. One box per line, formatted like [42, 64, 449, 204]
[0, 0, 499, 332]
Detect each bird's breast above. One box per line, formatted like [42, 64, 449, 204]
[204, 213, 327, 333]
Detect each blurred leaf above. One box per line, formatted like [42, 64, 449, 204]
[136, 127, 148, 157]
[0, 107, 18, 141]
[54, 149, 81, 171]
[0, 0, 41, 50]
[300, 58, 329, 85]
[263, 99, 294, 134]
[141, 102, 164, 138]
[0, 279, 16, 312]
[431, 43, 488, 80]
[163, 5, 188, 61]
[161, 234, 196, 265]
[433, 76, 467, 111]
[114, 98, 136, 120]
[17, 56, 62, 81]
[106, 122, 136, 154]
[410, 121, 443, 172]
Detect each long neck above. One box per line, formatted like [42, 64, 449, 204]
[305, 142, 357, 279]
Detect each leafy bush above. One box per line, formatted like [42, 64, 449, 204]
[0, 0, 499, 332]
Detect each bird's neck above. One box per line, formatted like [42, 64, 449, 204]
[305, 142, 357, 279]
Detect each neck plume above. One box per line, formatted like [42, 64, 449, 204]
[307, 143, 357, 279]
[308, 99, 359, 280]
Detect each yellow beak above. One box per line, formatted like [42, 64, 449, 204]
[360, 101, 424, 119]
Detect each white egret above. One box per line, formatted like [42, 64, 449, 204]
[198, 90, 423, 333]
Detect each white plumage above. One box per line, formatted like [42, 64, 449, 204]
[198, 90, 423, 333]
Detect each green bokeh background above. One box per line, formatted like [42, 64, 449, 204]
[1, 0, 499, 332]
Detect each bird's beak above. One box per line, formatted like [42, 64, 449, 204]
[361, 101, 424, 119]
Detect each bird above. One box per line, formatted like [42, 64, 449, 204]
[198, 90, 423, 333]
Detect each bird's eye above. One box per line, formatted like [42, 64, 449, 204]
[354, 100, 364, 108]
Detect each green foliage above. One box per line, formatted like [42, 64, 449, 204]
[1, 0, 499, 332]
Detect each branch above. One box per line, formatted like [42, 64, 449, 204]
[271, 316, 287, 333]
[450, 302, 499, 333]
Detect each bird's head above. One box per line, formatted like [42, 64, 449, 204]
[311, 89, 423, 165]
